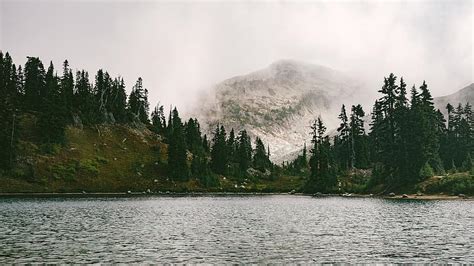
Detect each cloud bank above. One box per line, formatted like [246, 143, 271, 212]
[1, 0, 472, 113]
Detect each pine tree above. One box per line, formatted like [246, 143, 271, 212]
[23, 56, 46, 111]
[38, 62, 67, 144]
[128, 77, 149, 124]
[0, 52, 19, 169]
[151, 104, 166, 134]
[306, 117, 335, 192]
[60, 60, 74, 121]
[350, 104, 368, 169]
[253, 137, 269, 171]
[167, 108, 188, 180]
[74, 70, 95, 124]
[184, 118, 202, 154]
[211, 125, 228, 175]
[336, 104, 350, 170]
[236, 129, 252, 175]
[110, 77, 128, 123]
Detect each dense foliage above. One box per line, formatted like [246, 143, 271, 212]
[1, 51, 471, 193]
[0, 52, 274, 187]
[288, 74, 473, 193]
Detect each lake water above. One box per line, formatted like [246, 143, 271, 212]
[0, 195, 472, 263]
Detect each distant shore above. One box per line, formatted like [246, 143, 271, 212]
[0, 192, 471, 200]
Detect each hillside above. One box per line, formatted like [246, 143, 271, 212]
[0, 114, 303, 193]
[192, 59, 365, 163]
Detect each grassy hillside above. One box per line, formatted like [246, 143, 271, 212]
[0, 114, 470, 195]
[0, 118, 304, 193]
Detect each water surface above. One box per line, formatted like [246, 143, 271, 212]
[0, 195, 472, 263]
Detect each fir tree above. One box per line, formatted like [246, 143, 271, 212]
[167, 108, 188, 180]
[151, 104, 166, 134]
[211, 125, 228, 175]
[236, 129, 252, 175]
[128, 77, 149, 124]
[253, 137, 269, 171]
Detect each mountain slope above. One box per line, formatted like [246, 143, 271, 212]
[434, 83, 474, 113]
[192, 59, 365, 163]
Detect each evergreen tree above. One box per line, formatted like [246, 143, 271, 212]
[74, 70, 95, 124]
[0, 52, 19, 169]
[23, 56, 46, 111]
[167, 108, 188, 180]
[350, 104, 368, 169]
[253, 137, 269, 171]
[151, 104, 166, 134]
[110, 77, 128, 123]
[336, 104, 350, 170]
[202, 134, 210, 153]
[184, 118, 202, 154]
[38, 62, 67, 144]
[306, 117, 335, 192]
[60, 60, 74, 121]
[211, 125, 228, 175]
[236, 129, 252, 175]
[128, 77, 149, 124]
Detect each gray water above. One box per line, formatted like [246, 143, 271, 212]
[0, 195, 472, 263]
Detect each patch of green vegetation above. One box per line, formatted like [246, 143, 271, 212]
[422, 173, 474, 195]
[419, 162, 435, 179]
[40, 143, 62, 155]
[78, 159, 99, 175]
[95, 156, 109, 164]
[50, 163, 77, 180]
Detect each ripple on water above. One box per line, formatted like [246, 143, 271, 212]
[0, 196, 472, 263]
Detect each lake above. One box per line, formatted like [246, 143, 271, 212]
[0, 195, 472, 263]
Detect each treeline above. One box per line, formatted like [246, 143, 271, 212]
[1, 51, 471, 193]
[289, 74, 473, 193]
[0, 51, 274, 184]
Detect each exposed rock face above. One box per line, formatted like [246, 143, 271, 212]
[434, 83, 474, 114]
[192, 59, 472, 164]
[192, 59, 365, 163]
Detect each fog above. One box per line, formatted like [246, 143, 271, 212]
[1, 0, 472, 114]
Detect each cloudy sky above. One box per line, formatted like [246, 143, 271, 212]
[1, 0, 472, 113]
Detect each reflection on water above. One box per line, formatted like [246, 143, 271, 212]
[0, 195, 472, 263]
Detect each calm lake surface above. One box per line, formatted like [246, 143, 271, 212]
[0, 195, 472, 263]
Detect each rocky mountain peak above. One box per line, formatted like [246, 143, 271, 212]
[192, 60, 364, 163]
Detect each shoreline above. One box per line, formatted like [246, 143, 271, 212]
[0, 192, 471, 200]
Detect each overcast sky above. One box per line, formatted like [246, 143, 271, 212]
[1, 0, 472, 113]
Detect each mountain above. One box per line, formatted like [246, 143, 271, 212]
[434, 83, 474, 113]
[192, 59, 365, 163]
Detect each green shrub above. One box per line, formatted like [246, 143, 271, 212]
[425, 174, 474, 195]
[40, 143, 62, 155]
[419, 162, 434, 179]
[200, 174, 220, 188]
[78, 159, 99, 175]
[51, 163, 76, 180]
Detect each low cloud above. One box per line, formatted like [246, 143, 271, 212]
[1, 0, 472, 114]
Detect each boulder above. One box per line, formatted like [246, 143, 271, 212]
[388, 192, 396, 197]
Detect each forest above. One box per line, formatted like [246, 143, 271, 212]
[0, 51, 472, 194]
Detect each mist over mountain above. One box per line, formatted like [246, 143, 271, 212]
[192, 60, 473, 163]
[192, 59, 366, 162]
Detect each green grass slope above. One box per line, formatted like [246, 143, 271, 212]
[0, 119, 304, 193]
